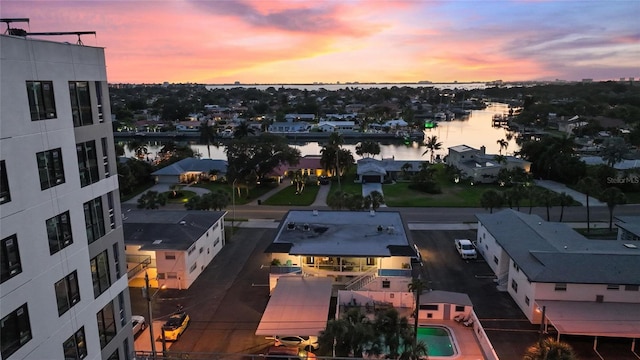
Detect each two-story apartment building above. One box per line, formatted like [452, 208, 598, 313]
[1, 32, 132, 360]
[123, 210, 226, 290]
[475, 209, 640, 341]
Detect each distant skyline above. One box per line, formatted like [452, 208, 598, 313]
[2, 0, 639, 84]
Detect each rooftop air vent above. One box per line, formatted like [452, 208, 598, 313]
[303, 224, 310, 231]
[624, 243, 638, 249]
[152, 240, 162, 245]
[313, 210, 319, 216]
[179, 220, 186, 225]
[370, 210, 376, 216]
[287, 222, 295, 230]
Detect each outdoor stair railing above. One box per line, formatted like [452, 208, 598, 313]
[126, 255, 151, 279]
[345, 268, 378, 291]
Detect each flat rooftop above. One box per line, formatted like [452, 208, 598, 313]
[266, 210, 414, 257]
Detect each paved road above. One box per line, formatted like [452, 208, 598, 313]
[535, 179, 606, 207]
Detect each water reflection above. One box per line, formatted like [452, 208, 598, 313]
[118, 103, 518, 162]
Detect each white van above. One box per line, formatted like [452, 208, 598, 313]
[455, 239, 477, 259]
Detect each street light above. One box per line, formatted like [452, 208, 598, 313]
[144, 272, 165, 359]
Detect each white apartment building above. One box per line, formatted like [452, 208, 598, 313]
[1, 33, 133, 359]
[475, 209, 640, 341]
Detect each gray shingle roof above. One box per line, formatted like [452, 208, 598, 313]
[476, 209, 640, 285]
[151, 158, 227, 176]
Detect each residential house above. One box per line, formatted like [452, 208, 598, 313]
[267, 121, 311, 134]
[356, 158, 424, 183]
[175, 121, 201, 132]
[475, 209, 640, 341]
[316, 120, 357, 133]
[284, 113, 316, 122]
[151, 157, 227, 184]
[123, 210, 226, 290]
[1, 32, 132, 360]
[270, 155, 333, 182]
[447, 145, 531, 184]
[615, 216, 640, 242]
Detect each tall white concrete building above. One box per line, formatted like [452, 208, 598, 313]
[1, 31, 133, 360]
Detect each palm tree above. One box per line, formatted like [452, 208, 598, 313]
[497, 138, 508, 155]
[199, 122, 217, 158]
[401, 163, 413, 180]
[480, 189, 504, 213]
[407, 278, 427, 350]
[504, 185, 525, 210]
[556, 192, 574, 222]
[523, 337, 577, 360]
[526, 186, 540, 214]
[422, 136, 442, 163]
[576, 177, 600, 233]
[540, 189, 558, 221]
[365, 190, 385, 210]
[233, 121, 255, 138]
[601, 187, 626, 231]
[374, 308, 412, 359]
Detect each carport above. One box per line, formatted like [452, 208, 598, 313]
[256, 276, 333, 336]
[536, 300, 640, 352]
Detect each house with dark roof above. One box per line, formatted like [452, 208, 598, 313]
[475, 209, 640, 340]
[356, 157, 424, 183]
[151, 157, 227, 184]
[270, 155, 333, 181]
[447, 145, 531, 183]
[265, 210, 417, 293]
[615, 216, 640, 242]
[123, 210, 226, 289]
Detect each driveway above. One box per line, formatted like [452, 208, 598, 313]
[535, 179, 605, 207]
[124, 183, 211, 205]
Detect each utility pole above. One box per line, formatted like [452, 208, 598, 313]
[144, 272, 157, 359]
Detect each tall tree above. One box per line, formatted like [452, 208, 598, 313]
[496, 138, 509, 155]
[233, 121, 256, 138]
[556, 192, 574, 222]
[600, 137, 627, 167]
[480, 189, 504, 213]
[407, 277, 427, 351]
[576, 177, 600, 233]
[355, 140, 382, 158]
[422, 136, 442, 163]
[523, 338, 577, 360]
[540, 189, 558, 221]
[199, 122, 218, 158]
[601, 187, 627, 231]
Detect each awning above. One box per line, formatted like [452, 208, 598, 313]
[536, 300, 640, 338]
[256, 276, 333, 336]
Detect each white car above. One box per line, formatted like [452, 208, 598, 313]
[275, 335, 319, 350]
[131, 315, 146, 336]
[455, 239, 477, 259]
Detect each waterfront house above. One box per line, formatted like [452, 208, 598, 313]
[316, 120, 357, 133]
[151, 157, 227, 184]
[270, 155, 333, 181]
[123, 210, 226, 290]
[284, 113, 316, 122]
[447, 145, 531, 184]
[356, 157, 424, 183]
[475, 209, 640, 342]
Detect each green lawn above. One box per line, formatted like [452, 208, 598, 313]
[164, 190, 197, 204]
[119, 181, 155, 202]
[383, 182, 507, 207]
[192, 181, 276, 205]
[263, 185, 320, 206]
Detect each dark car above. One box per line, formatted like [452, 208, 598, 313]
[319, 176, 330, 185]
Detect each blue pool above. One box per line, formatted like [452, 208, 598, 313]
[417, 325, 457, 357]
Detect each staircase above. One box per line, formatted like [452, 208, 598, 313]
[345, 268, 378, 291]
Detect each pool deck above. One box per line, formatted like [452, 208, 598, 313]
[419, 320, 486, 360]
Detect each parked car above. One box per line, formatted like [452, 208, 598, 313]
[275, 335, 319, 350]
[162, 312, 190, 341]
[265, 345, 316, 360]
[319, 176, 330, 185]
[454, 239, 477, 259]
[131, 315, 146, 337]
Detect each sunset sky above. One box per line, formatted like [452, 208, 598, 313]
[2, 0, 639, 84]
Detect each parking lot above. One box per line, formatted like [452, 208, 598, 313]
[131, 227, 637, 360]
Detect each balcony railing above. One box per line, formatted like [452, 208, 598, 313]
[126, 255, 151, 279]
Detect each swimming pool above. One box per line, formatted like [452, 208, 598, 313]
[417, 325, 457, 357]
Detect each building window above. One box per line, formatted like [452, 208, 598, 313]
[0, 304, 32, 359]
[493, 256, 499, 265]
[107, 349, 120, 360]
[0, 160, 10, 204]
[382, 280, 390, 288]
[101, 138, 110, 177]
[419, 304, 438, 311]
[47, 211, 73, 255]
[625, 284, 639, 291]
[37, 148, 65, 190]
[167, 272, 178, 279]
[95, 82, 104, 123]
[554, 283, 567, 291]
[525, 296, 530, 306]
[77, 140, 99, 187]
[107, 192, 116, 229]
[199, 247, 203, 254]
[511, 279, 518, 293]
[113, 243, 121, 279]
[118, 291, 126, 327]
[26, 81, 56, 120]
[189, 262, 197, 273]
[1, 234, 22, 283]
[213, 238, 220, 247]
[96, 301, 116, 349]
[607, 284, 620, 290]
[366, 257, 375, 266]
[187, 245, 195, 255]
[455, 305, 465, 312]
[84, 197, 105, 244]
[63, 327, 87, 360]
[90, 251, 111, 298]
[55, 270, 81, 316]
[165, 252, 176, 260]
[69, 81, 93, 127]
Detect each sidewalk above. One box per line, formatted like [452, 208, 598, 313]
[535, 179, 606, 207]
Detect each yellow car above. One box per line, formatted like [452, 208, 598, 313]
[162, 312, 190, 341]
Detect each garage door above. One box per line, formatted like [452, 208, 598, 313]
[363, 175, 381, 183]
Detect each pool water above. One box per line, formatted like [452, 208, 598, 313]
[417, 326, 456, 356]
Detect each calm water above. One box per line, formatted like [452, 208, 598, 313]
[118, 103, 517, 162]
